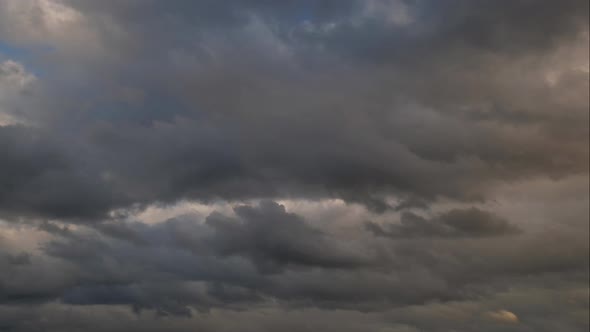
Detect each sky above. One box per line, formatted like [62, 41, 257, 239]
[0, 1, 588, 331]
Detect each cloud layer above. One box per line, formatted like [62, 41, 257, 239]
[0, 1, 588, 331]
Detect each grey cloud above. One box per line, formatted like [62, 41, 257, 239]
[366, 208, 522, 238]
[0, 295, 586, 332]
[0, 125, 127, 221]
[92, 201, 370, 272]
[2, 203, 582, 313]
[2, 252, 31, 266]
[0, 0, 586, 220]
[0, 1, 587, 331]
[0, 198, 586, 330]
[205, 201, 370, 272]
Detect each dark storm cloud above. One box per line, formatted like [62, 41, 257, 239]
[205, 201, 369, 271]
[303, 0, 589, 63]
[0, 126, 117, 220]
[0, 201, 587, 330]
[366, 207, 522, 238]
[1, 202, 585, 312]
[0, 0, 588, 331]
[90, 201, 370, 272]
[0, 0, 586, 220]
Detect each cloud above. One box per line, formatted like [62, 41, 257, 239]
[0, 125, 125, 221]
[0, 1, 587, 331]
[0, 60, 36, 125]
[366, 208, 521, 238]
[484, 309, 519, 324]
[0, 0, 585, 221]
[0, 201, 584, 315]
[205, 201, 371, 272]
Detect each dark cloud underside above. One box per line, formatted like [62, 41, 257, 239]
[0, 1, 588, 331]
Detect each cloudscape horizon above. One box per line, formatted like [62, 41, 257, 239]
[0, 1, 588, 331]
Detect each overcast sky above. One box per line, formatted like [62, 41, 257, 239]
[0, 1, 588, 331]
